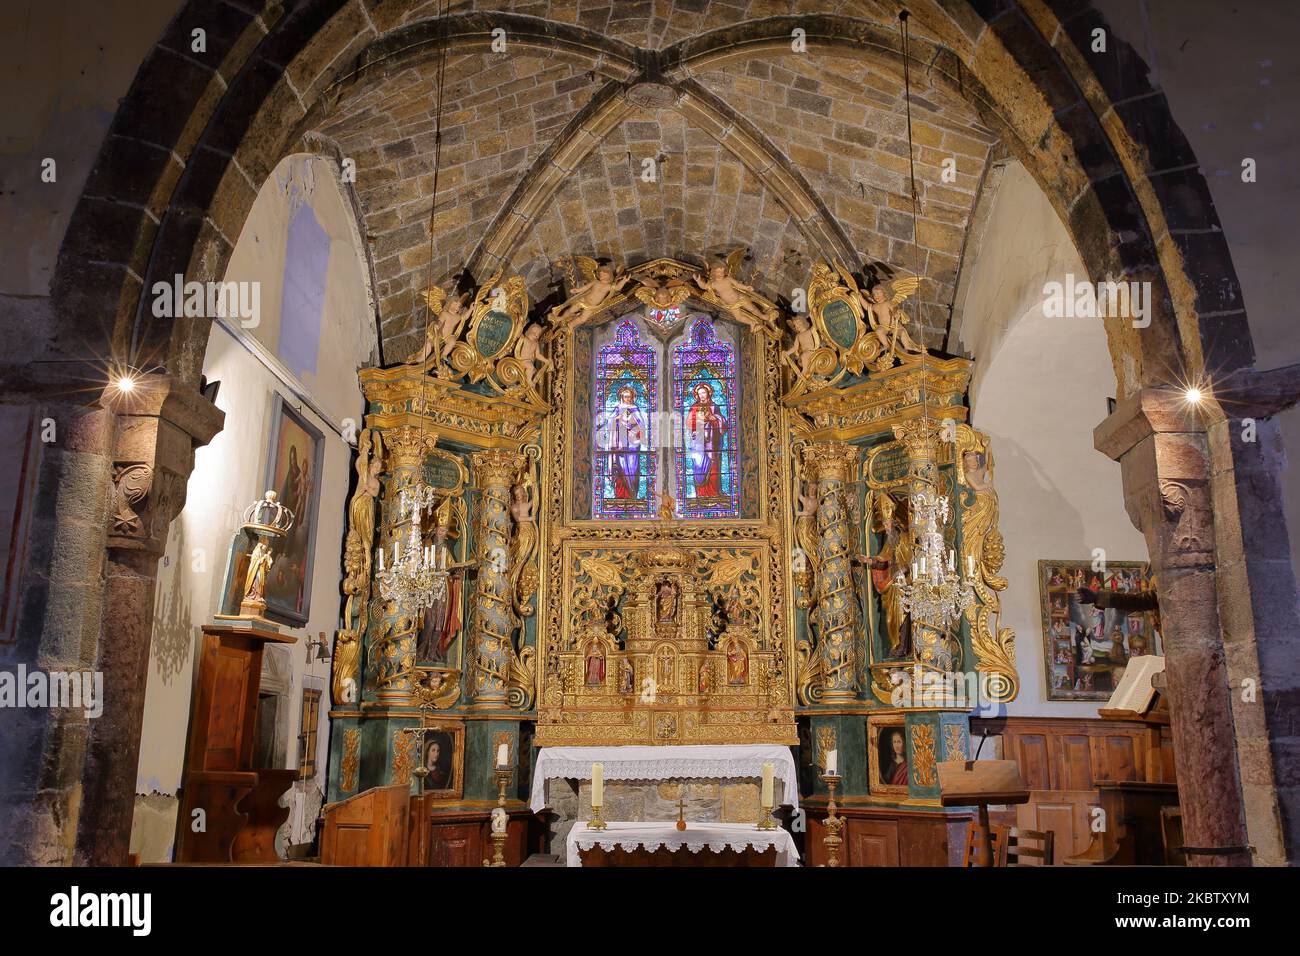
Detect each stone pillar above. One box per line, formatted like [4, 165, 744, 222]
[77, 375, 223, 865]
[369, 425, 437, 706]
[469, 449, 524, 708]
[803, 441, 860, 703]
[1096, 389, 1252, 866]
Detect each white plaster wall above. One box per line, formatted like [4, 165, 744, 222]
[131, 155, 373, 861]
[958, 162, 1150, 718]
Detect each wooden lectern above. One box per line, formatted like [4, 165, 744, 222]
[174, 622, 298, 862]
[1066, 655, 1181, 865]
[938, 759, 1029, 868]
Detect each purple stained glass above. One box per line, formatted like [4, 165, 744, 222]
[673, 318, 738, 518]
[593, 321, 656, 519]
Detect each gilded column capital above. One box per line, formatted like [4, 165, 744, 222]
[472, 448, 526, 488]
[385, 425, 438, 470]
[891, 417, 945, 464]
[800, 440, 858, 484]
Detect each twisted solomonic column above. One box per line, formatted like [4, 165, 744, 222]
[469, 449, 527, 707]
[806, 441, 862, 703]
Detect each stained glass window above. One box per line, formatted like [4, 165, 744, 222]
[672, 318, 738, 518]
[593, 320, 656, 519]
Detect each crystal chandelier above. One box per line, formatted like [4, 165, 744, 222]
[375, 484, 447, 612]
[893, 484, 975, 630]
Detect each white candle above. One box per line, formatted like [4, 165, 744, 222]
[920, 555, 927, 575]
[968, 554, 976, 576]
[592, 762, 604, 806]
[496, 743, 509, 768]
[912, 561, 918, 579]
[393, 540, 399, 564]
[376, 547, 384, 571]
[761, 762, 774, 806]
[826, 749, 837, 775]
[948, 549, 955, 572]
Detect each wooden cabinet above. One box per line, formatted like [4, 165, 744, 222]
[806, 807, 971, 866]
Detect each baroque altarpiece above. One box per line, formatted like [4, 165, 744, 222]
[324, 252, 1019, 830]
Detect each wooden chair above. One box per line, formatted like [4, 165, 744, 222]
[1004, 827, 1054, 866]
[962, 823, 1008, 867]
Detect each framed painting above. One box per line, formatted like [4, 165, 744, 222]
[867, 716, 909, 797]
[262, 394, 325, 625]
[419, 721, 465, 800]
[1038, 560, 1162, 702]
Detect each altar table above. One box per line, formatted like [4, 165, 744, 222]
[529, 744, 799, 813]
[567, 821, 800, 867]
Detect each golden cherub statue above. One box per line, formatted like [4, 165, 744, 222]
[633, 273, 692, 310]
[693, 248, 780, 335]
[412, 283, 472, 369]
[513, 322, 551, 385]
[781, 313, 820, 376]
[548, 257, 631, 327]
[836, 263, 925, 362]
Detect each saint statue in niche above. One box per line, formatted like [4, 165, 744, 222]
[869, 495, 912, 659]
[597, 385, 647, 500]
[584, 642, 606, 685]
[655, 580, 679, 623]
[726, 638, 748, 686]
[416, 500, 465, 663]
[685, 382, 726, 499]
[618, 657, 634, 694]
[879, 728, 908, 786]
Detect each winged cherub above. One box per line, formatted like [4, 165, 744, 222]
[412, 284, 472, 367]
[857, 276, 925, 359]
[694, 249, 780, 334]
[633, 273, 692, 310]
[781, 313, 820, 377]
[548, 257, 631, 327]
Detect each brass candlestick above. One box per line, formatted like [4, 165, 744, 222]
[587, 804, 608, 830]
[756, 802, 777, 831]
[483, 767, 512, 867]
[821, 773, 844, 867]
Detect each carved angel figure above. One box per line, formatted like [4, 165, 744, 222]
[548, 257, 631, 327]
[513, 323, 550, 385]
[633, 273, 691, 310]
[781, 314, 820, 376]
[693, 249, 780, 334]
[836, 265, 925, 361]
[412, 284, 472, 367]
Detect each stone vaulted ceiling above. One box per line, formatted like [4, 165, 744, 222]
[309, 4, 997, 361]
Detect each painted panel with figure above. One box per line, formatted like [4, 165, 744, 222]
[1039, 560, 1162, 702]
[263, 394, 324, 624]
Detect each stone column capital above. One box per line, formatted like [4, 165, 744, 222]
[1094, 386, 1209, 462]
[97, 373, 224, 555]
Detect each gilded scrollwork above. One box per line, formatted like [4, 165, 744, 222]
[911, 723, 937, 787]
[955, 424, 1018, 702]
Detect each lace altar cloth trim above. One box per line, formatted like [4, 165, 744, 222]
[567, 822, 800, 867]
[530, 745, 799, 812]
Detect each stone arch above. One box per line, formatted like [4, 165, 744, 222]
[31, 1, 1296, 866]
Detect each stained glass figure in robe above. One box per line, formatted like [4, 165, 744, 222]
[593, 320, 656, 519]
[673, 318, 738, 518]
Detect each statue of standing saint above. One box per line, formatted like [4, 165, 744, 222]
[869, 495, 912, 659]
[416, 497, 468, 663]
[242, 541, 274, 608]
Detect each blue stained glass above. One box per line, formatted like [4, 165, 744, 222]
[673, 318, 739, 518]
[593, 321, 656, 519]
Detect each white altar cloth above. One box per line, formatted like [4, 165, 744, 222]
[529, 744, 798, 812]
[567, 821, 800, 867]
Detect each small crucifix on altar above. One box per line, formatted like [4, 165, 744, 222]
[676, 784, 687, 831]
